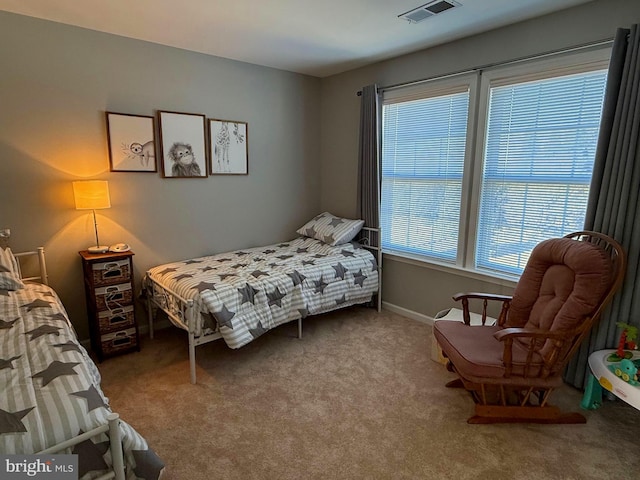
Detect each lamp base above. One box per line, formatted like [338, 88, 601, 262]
[88, 245, 110, 254]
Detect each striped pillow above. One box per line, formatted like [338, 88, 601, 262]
[296, 212, 364, 246]
[0, 247, 24, 290]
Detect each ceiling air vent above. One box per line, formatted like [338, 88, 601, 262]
[398, 0, 461, 24]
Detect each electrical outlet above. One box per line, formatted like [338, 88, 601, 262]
[0, 228, 10, 238]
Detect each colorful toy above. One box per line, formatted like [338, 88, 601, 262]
[607, 322, 638, 362]
[609, 358, 639, 385]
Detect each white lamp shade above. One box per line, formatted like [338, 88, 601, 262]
[73, 180, 111, 210]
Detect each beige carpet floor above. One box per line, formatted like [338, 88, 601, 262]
[98, 307, 640, 480]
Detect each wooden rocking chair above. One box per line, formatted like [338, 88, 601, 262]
[433, 231, 626, 424]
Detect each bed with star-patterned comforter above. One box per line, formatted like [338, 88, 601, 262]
[145, 236, 379, 349]
[0, 282, 164, 480]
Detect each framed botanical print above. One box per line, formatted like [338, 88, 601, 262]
[158, 111, 208, 178]
[106, 112, 157, 172]
[209, 118, 248, 175]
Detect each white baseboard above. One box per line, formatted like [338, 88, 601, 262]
[382, 301, 435, 326]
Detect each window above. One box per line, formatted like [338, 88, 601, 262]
[381, 77, 476, 263]
[381, 49, 610, 278]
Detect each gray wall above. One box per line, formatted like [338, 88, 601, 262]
[0, 12, 321, 339]
[319, 0, 640, 318]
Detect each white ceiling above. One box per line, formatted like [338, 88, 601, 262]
[0, 0, 595, 77]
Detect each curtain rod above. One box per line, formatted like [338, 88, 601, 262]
[356, 37, 614, 96]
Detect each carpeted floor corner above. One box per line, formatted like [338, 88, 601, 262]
[98, 307, 640, 479]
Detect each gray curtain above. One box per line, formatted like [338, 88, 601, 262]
[357, 84, 380, 229]
[565, 25, 640, 388]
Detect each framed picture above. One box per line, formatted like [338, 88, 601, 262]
[106, 112, 157, 172]
[209, 118, 248, 175]
[158, 111, 208, 178]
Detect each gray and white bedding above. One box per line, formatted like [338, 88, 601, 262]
[145, 236, 379, 349]
[0, 282, 164, 480]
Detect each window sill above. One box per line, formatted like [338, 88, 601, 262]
[383, 250, 519, 289]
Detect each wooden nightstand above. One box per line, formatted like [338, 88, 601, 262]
[79, 250, 140, 361]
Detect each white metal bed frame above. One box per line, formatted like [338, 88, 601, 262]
[357, 226, 382, 312]
[38, 413, 125, 480]
[11, 247, 127, 480]
[14, 247, 48, 285]
[146, 227, 382, 385]
[146, 276, 276, 385]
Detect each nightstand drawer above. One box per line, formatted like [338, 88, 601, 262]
[100, 328, 138, 356]
[95, 283, 133, 310]
[98, 305, 135, 333]
[91, 259, 131, 286]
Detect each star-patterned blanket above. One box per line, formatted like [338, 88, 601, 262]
[145, 236, 379, 349]
[0, 283, 164, 480]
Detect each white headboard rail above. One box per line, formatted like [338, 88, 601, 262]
[14, 247, 48, 286]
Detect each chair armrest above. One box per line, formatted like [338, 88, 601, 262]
[452, 292, 513, 326]
[452, 292, 513, 302]
[493, 328, 568, 342]
[493, 327, 574, 378]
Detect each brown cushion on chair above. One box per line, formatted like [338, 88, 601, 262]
[434, 321, 505, 379]
[506, 238, 613, 335]
[433, 320, 553, 385]
[433, 320, 562, 385]
[433, 320, 562, 387]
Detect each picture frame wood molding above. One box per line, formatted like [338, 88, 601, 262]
[209, 118, 248, 175]
[106, 112, 157, 172]
[158, 110, 208, 178]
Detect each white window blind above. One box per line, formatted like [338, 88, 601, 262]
[475, 69, 608, 275]
[381, 87, 470, 262]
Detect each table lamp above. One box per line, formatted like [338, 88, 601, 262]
[73, 180, 111, 253]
